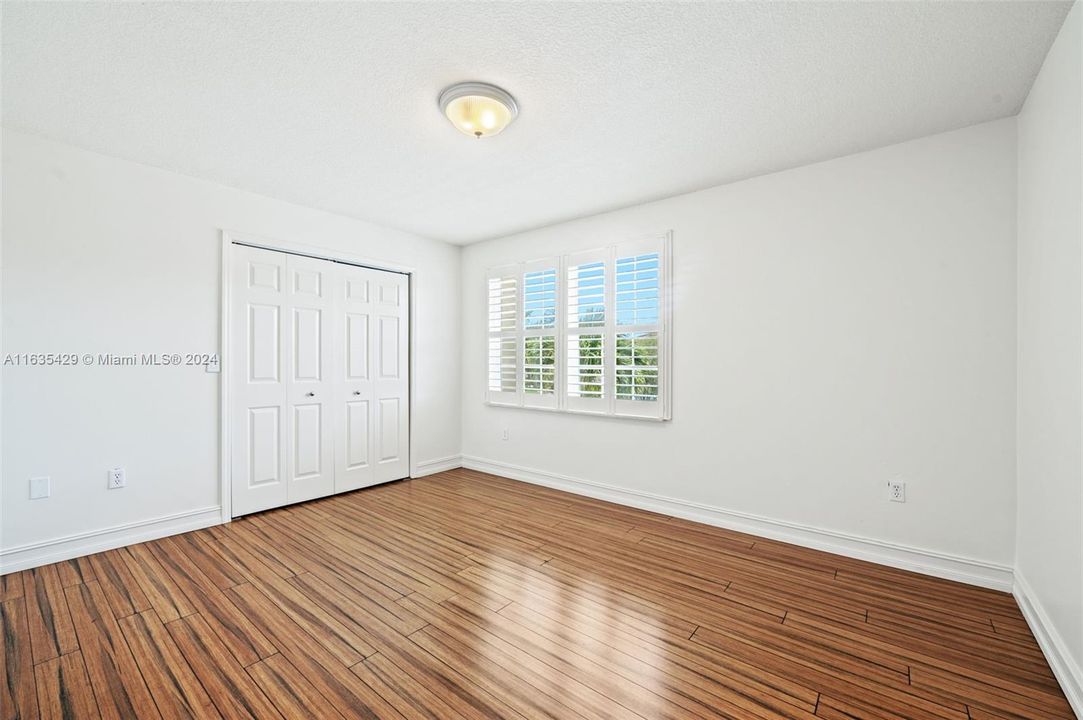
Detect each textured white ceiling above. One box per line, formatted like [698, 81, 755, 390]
[1, 2, 1072, 244]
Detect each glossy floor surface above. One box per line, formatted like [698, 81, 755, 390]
[1, 469, 1073, 719]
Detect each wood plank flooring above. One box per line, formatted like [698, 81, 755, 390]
[1, 469, 1073, 719]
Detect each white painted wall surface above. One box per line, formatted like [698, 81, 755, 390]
[1, 130, 462, 558]
[462, 119, 1019, 569]
[1016, 0, 1083, 693]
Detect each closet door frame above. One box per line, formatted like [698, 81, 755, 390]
[219, 230, 416, 521]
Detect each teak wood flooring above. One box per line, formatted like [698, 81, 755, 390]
[1, 469, 1073, 719]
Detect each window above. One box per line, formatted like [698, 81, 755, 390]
[485, 233, 671, 420]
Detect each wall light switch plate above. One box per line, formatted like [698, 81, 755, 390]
[108, 468, 126, 489]
[30, 476, 50, 499]
[205, 356, 220, 373]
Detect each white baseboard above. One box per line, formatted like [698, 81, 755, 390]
[1, 452, 467, 574]
[413, 454, 463, 478]
[461, 456, 1015, 592]
[1014, 572, 1083, 718]
[0, 506, 222, 575]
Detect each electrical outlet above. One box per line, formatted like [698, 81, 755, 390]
[502, 428, 510, 441]
[887, 480, 906, 503]
[108, 468, 126, 489]
[30, 476, 50, 500]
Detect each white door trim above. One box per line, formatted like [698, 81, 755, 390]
[219, 229, 417, 522]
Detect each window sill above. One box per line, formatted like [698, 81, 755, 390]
[484, 400, 669, 422]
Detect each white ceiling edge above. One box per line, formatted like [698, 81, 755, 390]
[462, 115, 1023, 250]
[0, 125, 446, 252]
[468, 119, 1045, 246]
[0, 111, 1022, 252]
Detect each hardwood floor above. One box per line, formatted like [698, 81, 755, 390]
[1, 469, 1073, 719]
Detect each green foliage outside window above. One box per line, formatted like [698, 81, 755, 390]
[616, 333, 658, 401]
[524, 336, 556, 394]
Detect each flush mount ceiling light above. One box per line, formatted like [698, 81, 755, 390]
[438, 81, 518, 138]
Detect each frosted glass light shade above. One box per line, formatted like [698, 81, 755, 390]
[439, 82, 518, 138]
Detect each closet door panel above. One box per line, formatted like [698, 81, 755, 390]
[231, 246, 289, 516]
[334, 266, 376, 492]
[284, 254, 334, 504]
[371, 273, 410, 484]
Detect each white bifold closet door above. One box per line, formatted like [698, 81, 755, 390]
[335, 261, 410, 492]
[230, 244, 409, 517]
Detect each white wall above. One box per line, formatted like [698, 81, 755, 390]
[1016, 0, 1083, 703]
[462, 119, 1019, 577]
[1, 130, 462, 564]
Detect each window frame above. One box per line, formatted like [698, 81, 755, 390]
[485, 232, 672, 421]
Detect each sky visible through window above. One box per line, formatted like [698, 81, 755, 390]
[524, 269, 557, 328]
[570, 262, 605, 327]
[616, 253, 659, 326]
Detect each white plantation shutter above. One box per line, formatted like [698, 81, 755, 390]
[487, 266, 519, 404]
[566, 334, 603, 399]
[488, 337, 516, 392]
[613, 241, 666, 419]
[522, 260, 559, 409]
[565, 249, 609, 413]
[484, 232, 670, 420]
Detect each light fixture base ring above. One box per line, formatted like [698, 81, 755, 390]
[438, 81, 519, 119]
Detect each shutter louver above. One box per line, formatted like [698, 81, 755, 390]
[523, 268, 557, 330]
[567, 261, 605, 328]
[616, 253, 660, 327]
[488, 337, 516, 393]
[488, 275, 517, 333]
[616, 332, 658, 401]
[613, 246, 665, 418]
[522, 263, 559, 407]
[486, 269, 519, 403]
[523, 336, 556, 394]
[615, 251, 661, 405]
[567, 334, 604, 398]
[566, 252, 609, 412]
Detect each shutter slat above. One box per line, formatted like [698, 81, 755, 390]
[487, 275, 518, 334]
[568, 261, 606, 329]
[523, 335, 556, 395]
[567, 333, 604, 399]
[615, 331, 658, 401]
[523, 268, 557, 330]
[488, 273, 518, 393]
[615, 252, 660, 326]
[487, 337, 517, 393]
